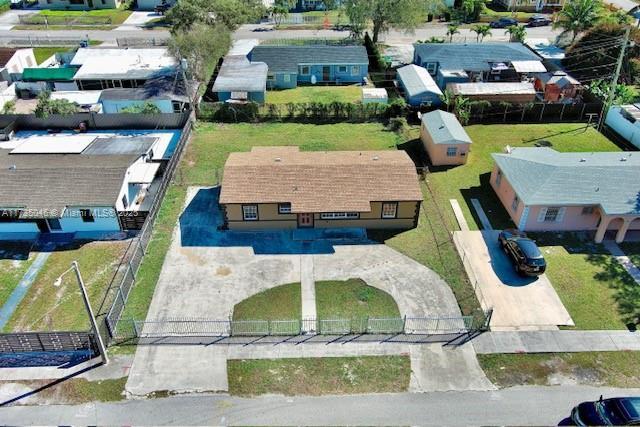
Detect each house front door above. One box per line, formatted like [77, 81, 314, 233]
[297, 213, 314, 228]
[322, 66, 330, 81]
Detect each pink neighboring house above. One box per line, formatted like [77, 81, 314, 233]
[490, 147, 640, 243]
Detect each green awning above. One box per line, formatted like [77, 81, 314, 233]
[21, 67, 78, 82]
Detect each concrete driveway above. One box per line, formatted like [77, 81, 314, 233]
[125, 187, 493, 396]
[453, 230, 574, 331]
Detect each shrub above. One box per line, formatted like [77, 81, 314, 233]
[387, 117, 408, 132]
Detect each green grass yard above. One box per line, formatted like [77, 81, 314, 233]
[0, 242, 36, 307]
[17, 9, 131, 29]
[4, 240, 128, 332]
[479, 352, 640, 388]
[227, 356, 410, 396]
[265, 86, 362, 104]
[232, 283, 301, 321]
[315, 279, 400, 319]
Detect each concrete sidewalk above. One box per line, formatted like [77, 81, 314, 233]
[473, 330, 640, 354]
[603, 241, 640, 285]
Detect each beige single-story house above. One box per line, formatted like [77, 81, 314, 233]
[420, 110, 472, 166]
[491, 147, 640, 243]
[219, 146, 423, 231]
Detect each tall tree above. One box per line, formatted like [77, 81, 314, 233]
[556, 0, 602, 42]
[344, 0, 369, 38]
[121, 102, 162, 114]
[270, 0, 295, 27]
[166, 0, 265, 33]
[446, 23, 460, 42]
[460, 0, 483, 22]
[369, 0, 429, 43]
[471, 24, 492, 42]
[169, 22, 232, 83]
[505, 24, 526, 42]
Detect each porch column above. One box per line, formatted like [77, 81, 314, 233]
[615, 219, 633, 243]
[594, 216, 610, 243]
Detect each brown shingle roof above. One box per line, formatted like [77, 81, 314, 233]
[0, 48, 17, 68]
[219, 147, 423, 213]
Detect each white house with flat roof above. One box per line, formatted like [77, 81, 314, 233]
[0, 129, 180, 240]
[70, 48, 179, 91]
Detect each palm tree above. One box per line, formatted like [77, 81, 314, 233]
[446, 24, 460, 42]
[556, 0, 602, 42]
[505, 24, 527, 42]
[471, 24, 492, 42]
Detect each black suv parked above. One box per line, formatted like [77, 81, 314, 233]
[571, 396, 640, 426]
[498, 229, 546, 277]
[489, 17, 518, 28]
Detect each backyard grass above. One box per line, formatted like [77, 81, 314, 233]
[315, 279, 400, 319]
[232, 283, 301, 321]
[4, 240, 128, 332]
[33, 47, 69, 65]
[478, 352, 640, 388]
[0, 242, 36, 307]
[227, 356, 410, 396]
[265, 86, 362, 104]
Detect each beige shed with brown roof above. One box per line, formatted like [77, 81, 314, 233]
[219, 146, 423, 230]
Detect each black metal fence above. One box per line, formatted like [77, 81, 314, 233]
[0, 331, 98, 354]
[465, 101, 604, 124]
[104, 119, 193, 341]
[18, 14, 113, 26]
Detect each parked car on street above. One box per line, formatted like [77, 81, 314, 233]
[489, 17, 518, 28]
[498, 229, 546, 276]
[571, 396, 640, 426]
[527, 15, 552, 27]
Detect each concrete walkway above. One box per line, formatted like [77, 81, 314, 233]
[300, 255, 316, 332]
[603, 241, 640, 285]
[0, 252, 50, 329]
[449, 199, 469, 231]
[470, 198, 493, 230]
[473, 330, 640, 354]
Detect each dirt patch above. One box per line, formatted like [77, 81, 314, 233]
[179, 248, 207, 266]
[216, 266, 231, 276]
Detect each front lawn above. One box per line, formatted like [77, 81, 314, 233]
[228, 356, 410, 396]
[265, 86, 362, 104]
[0, 242, 36, 308]
[23, 9, 131, 25]
[4, 240, 128, 332]
[315, 279, 400, 319]
[232, 283, 301, 321]
[479, 352, 640, 388]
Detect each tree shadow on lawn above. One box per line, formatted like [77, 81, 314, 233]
[531, 232, 640, 331]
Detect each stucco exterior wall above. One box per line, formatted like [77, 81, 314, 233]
[57, 206, 121, 233]
[420, 125, 469, 166]
[490, 165, 525, 228]
[523, 205, 601, 231]
[224, 201, 420, 230]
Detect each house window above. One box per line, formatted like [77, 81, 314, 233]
[230, 91, 248, 100]
[446, 147, 458, 157]
[172, 100, 183, 113]
[381, 202, 397, 219]
[267, 74, 275, 81]
[425, 63, 437, 75]
[122, 195, 128, 209]
[320, 212, 359, 220]
[80, 209, 95, 223]
[278, 203, 292, 214]
[283, 74, 291, 83]
[544, 207, 561, 222]
[351, 66, 360, 76]
[582, 206, 595, 215]
[338, 66, 347, 73]
[300, 66, 310, 75]
[47, 218, 62, 230]
[511, 196, 519, 212]
[242, 205, 258, 221]
[69, 0, 84, 3]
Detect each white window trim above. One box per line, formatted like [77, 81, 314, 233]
[242, 205, 258, 221]
[300, 66, 310, 75]
[351, 66, 360, 76]
[283, 74, 291, 83]
[338, 65, 347, 73]
[381, 202, 397, 219]
[446, 146, 458, 157]
[425, 63, 437, 75]
[320, 212, 359, 220]
[537, 206, 566, 223]
[278, 203, 292, 214]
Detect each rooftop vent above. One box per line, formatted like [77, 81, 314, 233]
[580, 158, 586, 162]
[274, 157, 281, 162]
[8, 164, 15, 171]
[372, 155, 379, 161]
[621, 157, 628, 162]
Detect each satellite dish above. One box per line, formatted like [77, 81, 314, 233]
[311, 75, 317, 85]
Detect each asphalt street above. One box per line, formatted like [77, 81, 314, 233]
[1, 385, 639, 425]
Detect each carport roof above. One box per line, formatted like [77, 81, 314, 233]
[219, 146, 423, 212]
[492, 147, 640, 215]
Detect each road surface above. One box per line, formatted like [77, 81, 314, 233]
[0, 385, 638, 425]
[0, 22, 561, 46]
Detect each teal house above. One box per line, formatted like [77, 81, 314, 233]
[249, 45, 369, 89]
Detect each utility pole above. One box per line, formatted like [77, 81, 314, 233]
[72, 261, 109, 365]
[598, 27, 631, 131]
